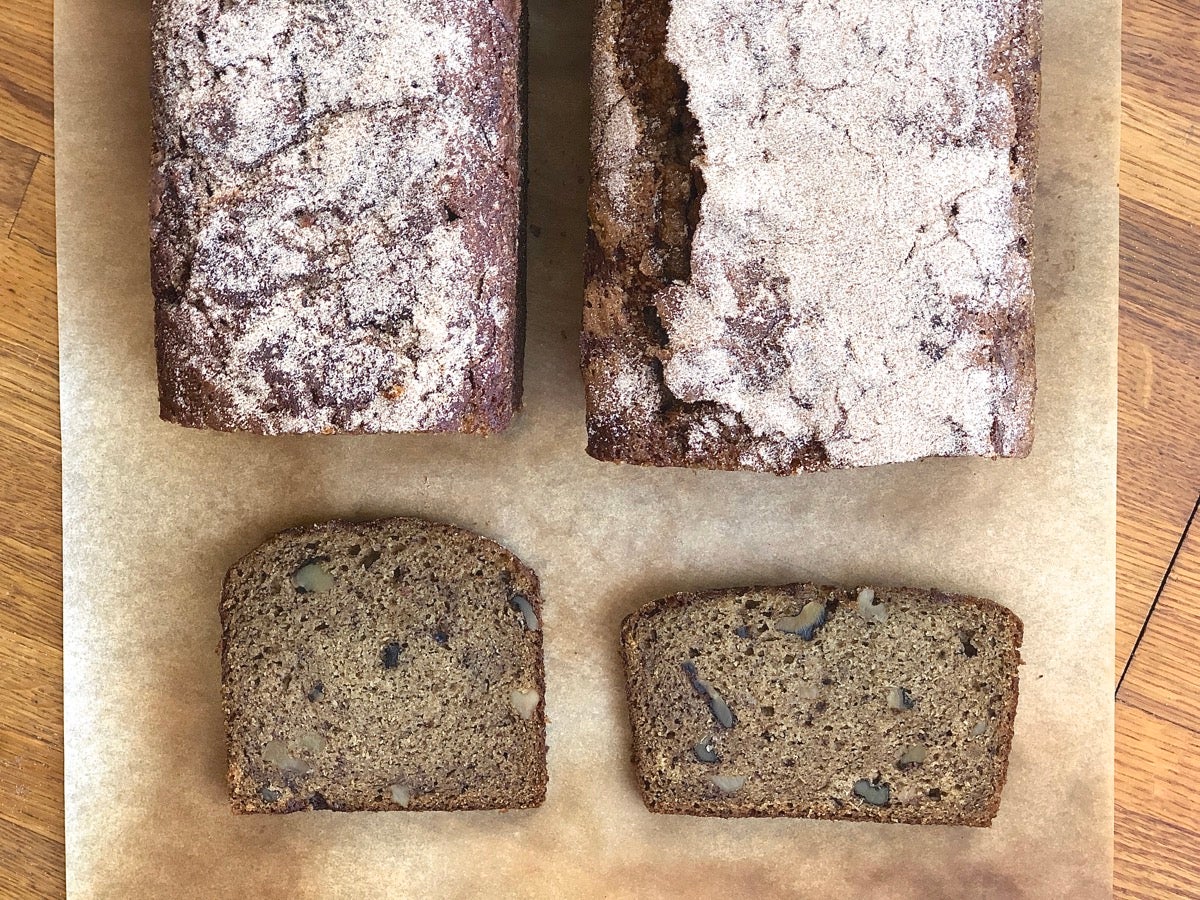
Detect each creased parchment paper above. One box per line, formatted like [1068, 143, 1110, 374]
[57, 0, 1117, 895]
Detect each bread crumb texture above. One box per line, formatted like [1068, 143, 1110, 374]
[221, 518, 547, 812]
[152, 0, 522, 433]
[585, 0, 1039, 472]
[621, 585, 1022, 824]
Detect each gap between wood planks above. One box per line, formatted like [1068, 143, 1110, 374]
[1117, 493, 1200, 694]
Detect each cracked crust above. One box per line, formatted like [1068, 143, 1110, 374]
[621, 584, 1022, 824]
[583, 0, 1041, 473]
[151, 0, 526, 434]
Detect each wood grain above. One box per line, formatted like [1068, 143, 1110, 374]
[11, 153, 54, 257]
[0, 0, 1195, 896]
[0, 0, 60, 893]
[0, 134, 38, 237]
[0, 0, 53, 155]
[1119, 512, 1200, 730]
[1115, 0, 1200, 894]
[1117, 198, 1200, 668]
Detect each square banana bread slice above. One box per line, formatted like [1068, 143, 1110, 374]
[221, 517, 546, 812]
[621, 584, 1022, 825]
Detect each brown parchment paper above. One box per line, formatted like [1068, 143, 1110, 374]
[57, 0, 1118, 895]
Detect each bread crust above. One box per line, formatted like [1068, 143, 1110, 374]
[620, 584, 1023, 825]
[151, 0, 526, 434]
[584, 0, 1042, 472]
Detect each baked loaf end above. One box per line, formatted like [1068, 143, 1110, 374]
[152, 0, 525, 434]
[621, 584, 1022, 824]
[584, 0, 1041, 472]
[221, 518, 547, 812]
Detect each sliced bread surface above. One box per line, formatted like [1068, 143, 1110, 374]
[621, 584, 1022, 825]
[221, 517, 546, 813]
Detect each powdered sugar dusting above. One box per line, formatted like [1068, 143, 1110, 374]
[153, 0, 519, 433]
[654, 0, 1032, 467]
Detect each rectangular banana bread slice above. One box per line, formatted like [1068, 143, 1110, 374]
[152, 0, 526, 434]
[621, 584, 1022, 825]
[584, 0, 1040, 472]
[221, 518, 546, 812]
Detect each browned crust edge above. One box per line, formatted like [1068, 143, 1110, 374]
[619, 583, 1023, 825]
[221, 516, 548, 813]
[999, 0, 1043, 458]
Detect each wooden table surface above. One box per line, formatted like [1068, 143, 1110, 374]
[1, 1, 1196, 896]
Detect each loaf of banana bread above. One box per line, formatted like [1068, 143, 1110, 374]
[152, 0, 526, 433]
[621, 584, 1022, 825]
[221, 518, 547, 812]
[584, 0, 1040, 472]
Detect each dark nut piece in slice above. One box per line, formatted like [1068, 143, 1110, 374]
[853, 778, 891, 807]
[693, 735, 720, 763]
[681, 661, 736, 728]
[776, 601, 827, 640]
[381, 642, 402, 669]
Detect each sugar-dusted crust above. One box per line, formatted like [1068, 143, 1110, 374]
[221, 517, 547, 812]
[621, 584, 1022, 825]
[151, 0, 526, 434]
[584, 0, 1041, 472]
